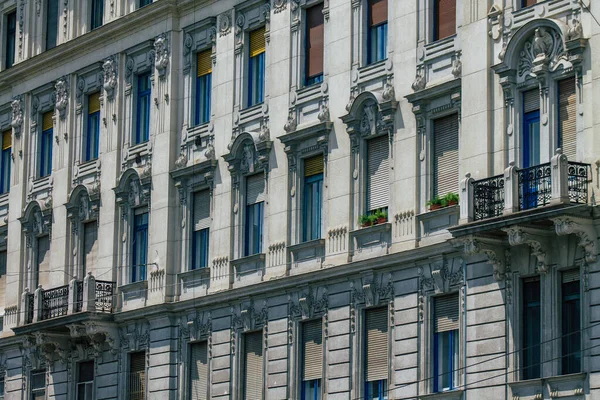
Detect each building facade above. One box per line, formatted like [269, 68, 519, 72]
[0, 0, 594, 399]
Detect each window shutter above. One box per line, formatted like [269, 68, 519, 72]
[562, 269, 580, 283]
[433, 114, 459, 198]
[88, 92, 100, 114]
[37, 235, 50, 288]
[244, 332, 264, 400]
[83, 221, 98, 273]
[302, 319, 323, 381]
[435, 0, 456, 40]
[129, 352, 146, 400]
[559, 78, 576, 160]
[304, 154, 324, 177]
[367, 135, 390, 211]
[197, 50, 212, 77]
[523, 89, 540, 113]
[193, 190, 211, 231]
[42, 112, 54, 131]
[2, 131, 11, 150]
[249, 27, 266, 57]
[435, 294, 459, 333]
[369, 0, 388, 26]
[190, 342, 209, 400]
[365, 307, 388, 382]
[246, 173, 266, 205]
[306, 4, 324, 79]
[523, 0, 537, 7]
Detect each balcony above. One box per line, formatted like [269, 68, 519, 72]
[460, 151, 591, 224]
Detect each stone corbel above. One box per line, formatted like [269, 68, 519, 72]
[502, 226, 552, 273]
[454, 235, 506, 280]
[298, 295, 311, 319]
[552, 216, 598, 263]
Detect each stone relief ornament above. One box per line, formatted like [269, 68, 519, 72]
[283, 110, 297, 133]
[518, 28, 566, 78]
[11, 96, 23, 136]
[174, 153, 187, 170]
[219, 11, 232, 36]
[154, 34, 169, 80]
[411, 67, 426, 91]
[54, 77, 69, 120]
[102, 56, 118, 101]
[240, 144, 256, 174]
[566, 17, 583, 42]
[273, 0, 286, 13]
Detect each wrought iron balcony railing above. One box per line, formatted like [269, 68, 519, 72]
[95, 280, 116, 313]
[473, 174, 505, 221]
[41, 285, 69, 320]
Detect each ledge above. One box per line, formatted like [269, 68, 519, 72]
[417, 205, 459, 245]
[231, 253, 266, 288]
[120, 280, 148, 310]
[178, 268, 210, 300]
[349, 222, 391, 262]
[509, 372, 586, 399]
[288, 239, 325, 276]
[419, 389, 463, 400]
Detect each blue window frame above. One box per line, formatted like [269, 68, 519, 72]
[131, 211, 148, 282]
[46, 0, 59, 50]
[522, 277, 541, 380]
[192, 228, 209, 270]
[301, 379, 321, 400]
[365, 380, 387, 400]
[523, 110, 540, 169]
[367, 0, 388, 65]
[244, 202, 263, 256]
[135, 72, 151, 144]
[303, 173, 322, 242]
[91, 0, 104, 30]
[433, 330, 458, 392]
[195, 50, 212, 126]
[0, 131, 11, 194]
[85, 92, 101, 161]
[304, 4, 324, 86]
[561, 271, 581, 375]
[5, 11, 16, 69]
[40, 114, 53, 177]
[248, 27, 266, 108]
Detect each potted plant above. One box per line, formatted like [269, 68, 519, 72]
[374, 208, 388, 224]
[426, 196, 443, 211]
[368, 213, 378, 226]
[359, 213, 371, 227]
[445, 192, 459, 206]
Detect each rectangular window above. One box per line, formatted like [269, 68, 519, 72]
[561, 269, 581, 375]
[0, 130, 11, 194]
[242, 331, 264, 400]
[0, 250, 6, 277]
[0, 375, 4, 397]
[367, 0, 388, 64]
[364, 307, 388, 400]
[522, 0, 537, 7]
[5, 11, 16, 69]
[46, 0, 59, 50]
[90, 0, 104, 30]
[433, 114, 459, 199]
[189, 341, 209, 400]
[522, 277, 541, 380]
[433, 294, 459, 392]
[248, 27, 266, 107]
[433, 0, 456, 41]
[36, 235, 50, 289]
[77, 360, 94, 400]
[523, 89, 540, 169]
[40, 112, 53, 177]
[366, 135, 389, 214]
[303, 155, 323, 242]
[30, 369, 46, 400]
[558, 77, 576, 160]
[305, 4, 324, 86]
[135, 72, 151, 145]
[245, 174, 265, 256]
[139, 0, 152, 7]
[132, 211, 148, 282]
[85, 92, 101, 161]
[195, 50, 212, 125]
[192, 190, 210, 270]
[128, 352, 146, 400]
[301, 319, 323, 400]
[83, 221, 98, 276]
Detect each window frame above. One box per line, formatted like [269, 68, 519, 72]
[194, 49, 212, 126]
[302, 171, 323, 242]
[90, 0, 104, 30]
[239, 330, 266, 400]
[560, 270, 581, 375]
[432, 0, 457, 43]
[0, 130, 11, 194]
[138, 0, 152, 8]
[303, 2, 325, 87]
[39, 115, 53, 178]
[131, 209, 149, 283]
[45, 0, 59, 50]
[85, 92, 101, 162]
[30, 369, 46, 400]
[247, 27, 266, 108]
[134, 72, 152, 145]
[431, 293, 460, 393]
[299, 318, 324, 400]
[5, 10, 16, 69]
[244, 200, 264, 257]
[366, 0, 388, 65]
[76, 360, 94, 400]
[362, 306, 389, 400]
[521, 276, 541, 380]
[192, 228, 209, 270]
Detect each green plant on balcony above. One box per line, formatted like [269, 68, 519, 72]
[359, 208, 388, 227]
[427, 193, 459, 211]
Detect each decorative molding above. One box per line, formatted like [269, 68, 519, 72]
[350, 272, 394, 332]
[102, 56, 118, 101]
[232, 299, 268, 331]
[454, 235, 505, 280]
[54, 77, 69, 120]
[11, 96, 23, 137]
[154, 34, 169, 80]
[219, 10, 232, 36]
[552, 216, 598, 263]
[289, 286, 328, 320]
[502, 226, 551, 274]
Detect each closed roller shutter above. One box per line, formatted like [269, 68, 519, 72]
[559, 78, 577, 160]
[42, 111, 53, 131]
[369, 0, 388, 26]
[435, 0, 456, 40]
[83, 221, 98, 275]
[36, 235, 50, 289]
[246, 173, 265, 205]
[304, 154, 324, 177]
[249, 27, 266, 57]
[367, 135, 389, 211]
[433, 114, 459, 198]
[88, 92, 100, 114]
[302, 319, 323, 381]
[190, 341, 209, 400]
[244, 331, 264, 400]
[523, 89, 540, 113]
[193, 190, 211, 231]
[562, 269, 580, 284]
[2, 130, 11, 150]
[197, 50, 212, 77]
[306, 4, 324, 80]
[435, 294, 459, 333]
[129, 352, 146, 400]
[365, 307, 388, 382]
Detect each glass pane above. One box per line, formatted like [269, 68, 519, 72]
[562, 280, 581, 374]
[1, 148, 10, 193]
[523, 279, 541, 379]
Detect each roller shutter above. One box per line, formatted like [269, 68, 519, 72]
[246, 173, 266, 205]
[243, 331, 264, 400]
[365, 307, 388, 382]
[193, 190, 211, 231]
[523, 89, 540, 113]
[302, 319, 323, 381]
[249, 27, 266, 57]
[433, 114, 459, 198]
[562, 269, 580, 284]
[306, 4, 324, 80]
[304, 154, 324, 177]
[369, 0, 388, 26]
[367, 135, 389, 211]
[83, 221, 98, 274]
[190, 341, 209, 400]
[559, 78, 577, 160]
[197, 50, 212, 77]
[88, 92, 100, 114]
[435, 0, 456, 40]
[435, 294, 459, 333]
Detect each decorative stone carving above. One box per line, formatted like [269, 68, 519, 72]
[552, 216, 598, 263]
[219, 11, 232, 36]
[451, 57, 462, 78]
[518, 27, 565, 78]
[239, 144, 257, 174]
[174, 153, 187, 170]
[419, 257, 463, 294]
[381, 82, 396, 102]
[154, 34, 169, 80]
[411, 68, 426, 91]
[566, 18, 583, 42]
[283, 110, 297, 133]
[11, 96, 23, 136]
[102, 56, 118, 101]
[503, 226, 550, 274]
[54, 77, 69, 120]
[233, 300, 268, 331]
[273, 0, 286, 13]
[454, 235, 505, 280]
[289, 287, 328, 320]
[317, 105, 330, 122]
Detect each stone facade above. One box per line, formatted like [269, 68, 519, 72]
[0, 0, 594, 399]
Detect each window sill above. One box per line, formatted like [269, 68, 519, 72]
[231, 253, 265, 288]
[360, 58, 387, 72]
[119, 279, 147, 309]
[178, 267, 210, 300]
[289, 239, 325, 275]
[419, 389, 463, 400]
[509, 372, 586, 399]
[427, 34, 457, 49]
[349, 222, 391, 262]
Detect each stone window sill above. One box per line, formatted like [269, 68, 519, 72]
[419, 389, 463, 400]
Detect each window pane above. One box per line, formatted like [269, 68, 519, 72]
[91, 0, 104, 29]
[305, 4, 324, 85]
[136, 73, 151, 144]
[522, 278, 541, 380]
[245, 202, 263, 256]
[40, 128, 53, 177]
[46, 0, 59, 49]
[6, 11, 16, 68]
[562, 278, 581, 374]
[248, 52, 265, 107]
[192, 228, 209, 270]
[303, 175, 323, 242]
[195, 73, 212, 125]
[139, 0, 152, 7]
[86, 112, 100, 161]
[132, 212, 148, 282]
[1, 139, 11, 193]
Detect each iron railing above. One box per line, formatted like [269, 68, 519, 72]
[26, 293, 34, 324]
[473, 174, 505, 221]
[95, 281, 115, 313]
[568, 161, 590, 204]
[128, 372, 146, 400]
[41, 285, 69, 320]
[518, 163, 552, 211]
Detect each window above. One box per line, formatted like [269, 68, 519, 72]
[522, 90, 540, 169]
[46, 0, 59, 50]
[367, 0, 388, 64]
[558, 77, 576, 160]
[433, 0, 456, 41]
[245, 174, 264, 256]
[561, 269, 581, 375]
[242, 331, 264, 399]
[77, 360, 94, 400]
[521, 0, 537, 7]
[248, 27, 266, 107]
[303, 155, 323, 242]
[90, 0, 104, 30]
[364, 307, 388, 400]
[85, 92, 101, 161]
[131, 211, 148, 282]
[301, 320, 323, 400]
[35, 235, 50, 289]
[522, 277, 541, 380]
[305, 4, 324, 86]
[40, 112, 53, 177]
[0, 130, 11, 194]
[82, 221, 98, 276]
[30, 369, 46, 400]
[189, 341, 209, 400]
[139, 0, 152, 8]
[432, 114, 459, 199]
[192, 190, 210, 270]
[128, 352, 146, 400]
[0, 250, 6, 277]
[195, 50, 212, 125]
[0, 374, 4, 397]
[433, 294, 459, 392]
[135, 72, 151, 145]
[5, 11, 16, 69]
[366, 135, 389, 214]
